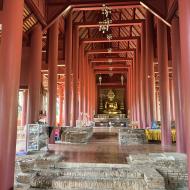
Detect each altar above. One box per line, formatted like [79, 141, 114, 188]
[94, 114, 129, 127]
[95, 88, 128, 127]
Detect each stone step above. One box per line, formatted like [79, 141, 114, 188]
[28, 165, 165, 190]
[52, 177, 148, 190]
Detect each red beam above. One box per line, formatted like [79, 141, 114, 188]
[41, 66, 65, 74]
[87, 48, 136, 55]
[75, 19, 144, 28]
[72, 1, 141, 11]
[97, 83, 126, 86]
[91, 57, 133, 63]
[93, 63, 129, 67]
[94, 66, 129, 70]
[95, 70, 128, 74]
[25, 0, 47, 27]
[81, 37, 139, 43]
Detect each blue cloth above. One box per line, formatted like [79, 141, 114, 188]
[151, 121, 157, 129]
[16, 151, 27, 156]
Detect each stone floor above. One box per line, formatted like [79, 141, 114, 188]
[15, 127, 187, 190]
[48, 127, 176, 164]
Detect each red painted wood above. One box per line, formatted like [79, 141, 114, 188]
[72, 27, 79, 125]
[135, 40, 141, 128]
[178, 0, 190, 186]
[81, 37, 139, 43]
[171, 17, 186, 153]
[79, 44, 85, 114]
[59, 87, 64, 126]
[157, 19, 172, 146]
[145, 11, 155, 127]
[75, 19, 143, 28]
[0, 0, 24, 189]
[95, 70, 128, 74]
[21, 90, 28, 126]
[91, 57, 133, 63]
[64, 13, 72, 126]
[140, 23, 147, 128]
[87, 48, 135, 55]
[27, 24, 43, 124]
[48, 20, 59, 143]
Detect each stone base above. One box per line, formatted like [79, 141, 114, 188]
[61, 127, 93, 143]
[127, 153, 188, 190]
[15, 152, 188, 190]
[119, 128, 147, 145]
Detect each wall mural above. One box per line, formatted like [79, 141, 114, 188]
[98, 88, 125, 114]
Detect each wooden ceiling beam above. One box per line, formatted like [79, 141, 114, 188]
[25, 0, 47, 27]
[97, 83, 127, 86]
[81, 36, 139, 43]
[87, 48, 135, 54]
[95, 70, 128, 74]
[75, 19, 143, 28]
[91, 57, 133, 63]
[72, 3, 141, 11]
[94, 66, 129, 70]
[93, 63, 129, 67]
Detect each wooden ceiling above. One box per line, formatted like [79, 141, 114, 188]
[22, 0, 177, 90]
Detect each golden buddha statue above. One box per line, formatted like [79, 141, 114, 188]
[103, 89, 121, 114]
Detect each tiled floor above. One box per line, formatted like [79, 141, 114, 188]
[48, 127, 176, 164]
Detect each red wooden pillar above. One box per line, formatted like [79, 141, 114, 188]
[79, 43, 85, 114]
[178, 0, 190, 186]
[72, 27, 79, 125]
[130, 69, 132, 119]
[64, 13, 73, 126]
[130, 62, 134, 120]
[92, 68, 97, 117]
[146, 12, 155, 128]
[135, 40, 141, 127]
[128, 68, 132, 119]
[140, 23, 147, 128]
[84, 55, 88, 114]
[132, 58, 137, 121]
[22, 90, 28, 126]
[27, 24, 42, 124]
[157, 19, 172, 146]
[169, 78, 175, 121]
[90, 66, 93, 118]
[48, 21, 59, 143]
[0, 0, 24, 189]
[59, 95, 64, 126]
[93, 73, 97, 115]
[171, 16, 186, 153]
[126, 72, 129, 116]
[59, 86, 64, 126]
[79, 45, 82, 115]
[87, 63, 91, 118]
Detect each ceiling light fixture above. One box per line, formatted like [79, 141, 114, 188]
[108, 59, 112, 63]
[107, 48, 112, 53]
[121, 75, 124, 85]
[99, 75, 102, 85]
[99, 4, 112, 34]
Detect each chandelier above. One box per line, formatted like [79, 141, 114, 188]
[121, 75, 124, 85]
[107, 48, 112, 53]
[108, 59, 112, 63]
[109, 67, 113, 77]
[99, 75, 102, 85]
[99, 4, 112, 34]
[101, 4, 111, 17]
[107, 33, 112, 40]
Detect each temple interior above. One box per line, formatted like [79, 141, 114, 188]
[0, 0, 190, 189]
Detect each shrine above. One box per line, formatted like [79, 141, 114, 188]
[0, 0, 190, 189]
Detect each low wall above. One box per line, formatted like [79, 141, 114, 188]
[61, 127, 93, 143]
[119, 128, 147, 145]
